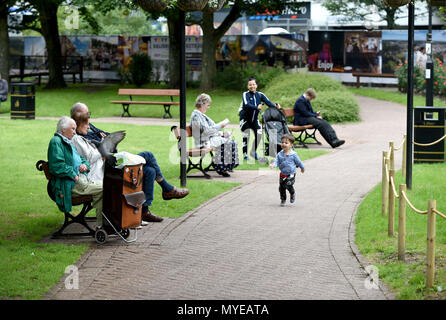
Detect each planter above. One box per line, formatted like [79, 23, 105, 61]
[136, 0, 169, 12]
[382, 0, 410, 7]
[427, 0, 446, 6]
[202, 0, 226, 13]
[177, 0, 208, 11]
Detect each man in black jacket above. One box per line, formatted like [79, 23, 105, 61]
[293, 88, 345, 148]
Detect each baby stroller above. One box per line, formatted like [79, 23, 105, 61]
[262, 107, 290, 158]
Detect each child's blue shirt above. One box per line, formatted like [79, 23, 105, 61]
[273, 149, 305, 176]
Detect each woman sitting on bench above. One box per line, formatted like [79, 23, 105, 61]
[190, 93, 239, 177]
[47, 116, 103, 227]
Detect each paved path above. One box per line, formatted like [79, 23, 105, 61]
[44, 96, 406, 300]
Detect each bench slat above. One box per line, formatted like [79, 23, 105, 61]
[110, 100, 179, 105]
[118, 89, 180, 96]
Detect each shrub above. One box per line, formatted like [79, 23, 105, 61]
[215, 62, 283, 91]
[395, 60, 425, 94]
[129, 53, 152, 87]
[395, 58, 446, 97]
[263, 72, 359, 123]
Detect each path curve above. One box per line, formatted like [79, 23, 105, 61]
[44, 96, 406, 300]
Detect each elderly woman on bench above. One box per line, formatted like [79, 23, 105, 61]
[191, 93, 239, 177]
[47, 116, 103, 227]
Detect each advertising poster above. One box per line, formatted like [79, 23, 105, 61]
[382, 30, 446, 74]
[344, 31, 381, 73]
[308, 31, 382, 73]
[308, 31, 345, 72]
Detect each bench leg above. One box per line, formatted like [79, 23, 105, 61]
[291, 131, 308, 148]
[302, 128, 322, 145]
[121, 104, 131, 117]
[186, 155, 212, 179]
[163, 105, 172, 119]
[51, 202, 96, 238]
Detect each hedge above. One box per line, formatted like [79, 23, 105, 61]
[263, 73, 360, 123]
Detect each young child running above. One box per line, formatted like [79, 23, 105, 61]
[269, 134, 305, 207]
[240, 77, 280, 161]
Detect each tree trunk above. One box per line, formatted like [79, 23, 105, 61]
[168, 16, 180, 88]
[37, 1, 66, 89]
[0, 2, 10, 81]
[200, 12, 219, 91]
[198, 1, 241, 90]
[384, 7, 397, 29]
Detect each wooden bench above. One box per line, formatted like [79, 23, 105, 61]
[281, 108, 322, 148]
[171, 125, 215, 179]
[36, 160, 96, 238]
[352, 72, 396, 88]
[9, 71, 82, 86]
[110, 89, 180, 118]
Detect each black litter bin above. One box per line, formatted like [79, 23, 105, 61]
[11, 82, 35, 119]
[414, 106, 446, 163]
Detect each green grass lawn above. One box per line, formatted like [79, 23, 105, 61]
[0, 83, 245, 125]
[348, 87, 446, 107]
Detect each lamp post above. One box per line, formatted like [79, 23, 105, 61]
[426, 4, 434, 107]
[179, 10, 187, 187]
[406, 1, 415, 189]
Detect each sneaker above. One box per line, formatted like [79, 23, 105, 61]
[290, 193, 295, 204]
[141, 220, 149, 226]
[280, 201, 286, 207]
[243, 156, 250, 161]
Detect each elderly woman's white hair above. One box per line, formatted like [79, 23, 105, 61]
[195, 93, 211, 108]
[70, 102, 88, 117]
[57, 116, 75, 134]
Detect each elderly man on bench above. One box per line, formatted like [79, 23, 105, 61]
[70, 102, 190, 222]
[293, 88, 345, 149]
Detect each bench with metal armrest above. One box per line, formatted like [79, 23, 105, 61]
[171, 125, 215, 179]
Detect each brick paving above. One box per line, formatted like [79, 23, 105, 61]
[44, 96, 406, 300]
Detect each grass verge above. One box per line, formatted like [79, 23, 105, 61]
[355, 163, 446, 299]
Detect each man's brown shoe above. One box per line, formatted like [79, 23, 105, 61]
[162, 186, 190, 200]
[142, 210, 164, 222]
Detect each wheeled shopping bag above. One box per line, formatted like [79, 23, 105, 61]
[95, 162, 145, 244]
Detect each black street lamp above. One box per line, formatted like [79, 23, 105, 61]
[406, 1, 414, 189]
[426, 4, 434, 108]
[179, 10, 187, 187]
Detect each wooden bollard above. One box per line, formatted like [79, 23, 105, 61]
[388, 169, 395, 237]
[402, 135, 407, 179]
[382, 151, 388, 217]
[398, 184, 406, 261]
[426, 200, 436, 289]
[389, 141, 395, 171]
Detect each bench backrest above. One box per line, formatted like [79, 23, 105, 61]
[281, 108, 294, 118]
[118, 89, 180, 97]
[171, 125, 192, 140]
[36, 160, 52, 180]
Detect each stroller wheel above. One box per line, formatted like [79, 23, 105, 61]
[120, 229, 130, 239]
[95, 229, 108, 244]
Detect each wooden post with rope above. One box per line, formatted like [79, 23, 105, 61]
[398, 184, 406, 261]
[402, 135, 407, 179]
[382, 151, 388, 216]
[426, 200, 436, 289]
[389, 141, 395, 171]
[388, 168, 395, 237]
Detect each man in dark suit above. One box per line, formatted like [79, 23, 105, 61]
[293, 88, 345, 148]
